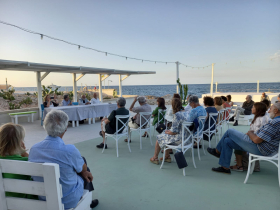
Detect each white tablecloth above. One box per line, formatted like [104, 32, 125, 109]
[44, 103, 118, 121]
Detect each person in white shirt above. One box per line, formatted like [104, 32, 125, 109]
[184, 95, 192, 114]
[90, 93, 100, 104]
[230, 102, 270, 172]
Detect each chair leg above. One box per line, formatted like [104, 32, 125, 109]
[250, 160, 255, 175]
[244, 155, 252, 184]
[140, 131, 142, 150]
[192, 147, 197, 168]
[116, 139, 119, 157]
[102, 137, 107, 154]
[196, 140, 201, 161]
[149, 130, 153, 146]
[160, 148, 166, 169]
[208, 132, 211, 148]
[202, 138, 206, 155]
[183, 168, 186, 176]
[127, 134, 131, 153]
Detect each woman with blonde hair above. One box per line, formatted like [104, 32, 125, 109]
[0, 123, 37, 199]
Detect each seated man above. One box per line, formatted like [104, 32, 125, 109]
[207, 103, 280, 174]
[29, 110, 98, 209]
[277, 94, 280, 103]
[79, 95, 91, 105]
[229, 95, 254, 126]
[90, 93, 100, 104]
[260, 92, 270, 102]
[184, 94, 192, 114]
[62, 94, 72, 106]
[96, 97, 129, 149]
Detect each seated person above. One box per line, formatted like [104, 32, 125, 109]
[186, 95, 207, 148]
[90, 93, 100, 104]
[260, 92, 270, 102]
[96, 97, 129, 149]
[262, 99, 271, 112]
[124, 96, 152, 142]
[150, 98, 188, 164]
[29, 110, 98, 209]
[277, 94, 280, 103]
[214, 97, 223, 123]
[207, 103, 280, 174]
[184, 95, 192, 114]
[227, 95, 234, 106]
[203, 96, 218, 141]
[229, 95, 254, 126]
[221, 96, 231, 109]
[79, 95, 91, 105]
[62, 94, 72, 106]
[0, 123, 37, 199]
[173, 93, 184, 111]
[43, 94, 59, 107]
[230, 102, 270, 172]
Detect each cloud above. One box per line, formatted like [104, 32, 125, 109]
[269, 50, 280, 61]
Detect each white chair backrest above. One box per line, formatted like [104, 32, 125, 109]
[0, 159, 63, 210]
[224, 107, 232, 121]
[158, 109, 165, 124]
[182, 122, 193, 145]
[115, 115, 130, 134]
[139, 112, 152, 128]
[208, 113, 218, 131]
[197, 116, 206, 136]
[218, 109, 225, 125]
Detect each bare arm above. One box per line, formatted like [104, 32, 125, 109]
[247, 131, 264, 144]
[80, 163, 93, 182]
[129, 96, 138, 111]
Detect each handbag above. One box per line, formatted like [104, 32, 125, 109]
[174, 152, 188, 169]
[156, 123, 166, 134]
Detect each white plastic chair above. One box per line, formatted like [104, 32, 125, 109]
[202, 113, 218, 147]
[192, 116, 206, 160]
[216, 109, 224, 140]
[129, 112, 153, 149]
[160, 122, 195, 176]
[223, 107, 232, 130]
[153, 109, 165, 136]
[244, 142, 280, 187]
[102, 115, 130, 157]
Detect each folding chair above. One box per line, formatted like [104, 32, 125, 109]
[202, 113, 218, 147]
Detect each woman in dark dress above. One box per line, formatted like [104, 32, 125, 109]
[43, 94, 59, 108]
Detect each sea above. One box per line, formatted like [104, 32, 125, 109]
[14, 82, 280, 98]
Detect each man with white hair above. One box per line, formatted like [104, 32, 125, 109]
[29, 110, 99, 209]
[229, 95, 254, 126]
[79, 94, 91, 105]
[208, 103, 280, 174]
[124, 96, 152, 142]
[90, 92, 100, 104]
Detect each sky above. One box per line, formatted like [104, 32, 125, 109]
[0, 0, 279, 87]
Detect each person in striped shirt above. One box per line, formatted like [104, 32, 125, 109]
[207, 102, 280, 174]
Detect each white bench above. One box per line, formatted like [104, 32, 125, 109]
[9, 111, 36, 124]
[0, 159, 92, 210]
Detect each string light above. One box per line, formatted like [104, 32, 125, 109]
[78, 45, 80, 50]
[41, 34, 43, 40]
[105, 52, 107, 56]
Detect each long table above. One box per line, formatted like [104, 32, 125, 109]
[44, 103, 118, 127]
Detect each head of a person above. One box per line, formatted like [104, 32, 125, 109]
[64, 94, 69, 101]
[116, 97, 126, 108]
[278, 94, 280, 101]
[173, 93, 181, 100]
[268, 103, 280, 119]
[221, 96, 227, 103]
[262, 92, 266, 97]
[172, 98, 182, 114]
[186, 94, 192, 101]
[188, 95, 199, 108]
[251, 102, 267, 124]
[81, 95, 86, 100]
[214, 97, 223, 106]
[261, 99, 271, 110]
[226, 95, 232, 102]
[93, 92, 98, 99]
[44, 110, 69, 138]
[44, 94, 50, 102]
[53, 94, 57, 99]
[157, 97, 166, 110]
[137, 96, 146, 105]
[246, 95, 252, 103]
[0, 123, 25, 157]
[203, 96, 214, 107]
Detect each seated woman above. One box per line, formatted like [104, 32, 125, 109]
[230, 102, 270, 171]
[173, 93, 184, 111]
[214, 96, 223, 123]
[43, 94, 59, 108]
[143, 97, 166, 137]
[203, 96, 218, 142]
[0, 123, 37, 199]
[227, 95, 234, 106]
[150, 98, 188, 164]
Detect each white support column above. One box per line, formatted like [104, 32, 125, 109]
[36, 72, 43, 116]
[119, 75, 122, 97]
[210, 63, 214, 96]
[257, 80, 259, 93]
[98, 74, 103, 102]
[175, 61, 180, 93]
[72, 73, 77, 102]
[216, 82, 218, 93]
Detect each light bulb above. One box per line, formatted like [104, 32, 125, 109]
[78, 45, 80, 50]
[41, 34, 43, 40]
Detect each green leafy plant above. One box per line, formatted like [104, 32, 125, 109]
[42, 85, 55, 97]
[25, 92, 31, 96]
[21, 97, 32, 106]
[9, 102, 22, 110]
[85, 93, 91, 101]
[103, 96, 111, 99]
[177, 78, 188, 105]
[113, 89, 118, 98]
[54, 89, 63, 95]
[68, 91, 74, 101]
[0, 89, 15, 101]
[34, 92, 38, 96]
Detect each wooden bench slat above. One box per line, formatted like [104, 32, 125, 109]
[0, 160, 44, 176]
[6, 197, 47, 210]
[3, 179, 46, 196]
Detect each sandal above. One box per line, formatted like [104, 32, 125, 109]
[124, 139, 131, 143]
[142, 132, 149, 137]
[230, 165, 244, 172]
[150, 157, 159, 165]
[160, 156, 171, 163]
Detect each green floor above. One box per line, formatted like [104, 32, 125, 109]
[75, 125, 280, 210]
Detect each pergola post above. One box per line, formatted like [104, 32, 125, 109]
[210, 63, 214, 96]
[98, 74, 103, 102]
[36, 72, 43, 117]
[119, 75, 122, 97]
[175, 61, 179, 93]
[72, 73, 77, 102]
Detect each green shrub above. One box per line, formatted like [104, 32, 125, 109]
[26, 92, 31, 96]
[9, 102, 22, 110]
[21, 97, 32, 105]
[0, 89, 15, 101]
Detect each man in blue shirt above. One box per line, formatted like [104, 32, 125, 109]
[79, 95, 91, 105]
[62, 94, 72, 106]
[29, 110, 98, 209]
[207, 103, 280, 174]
